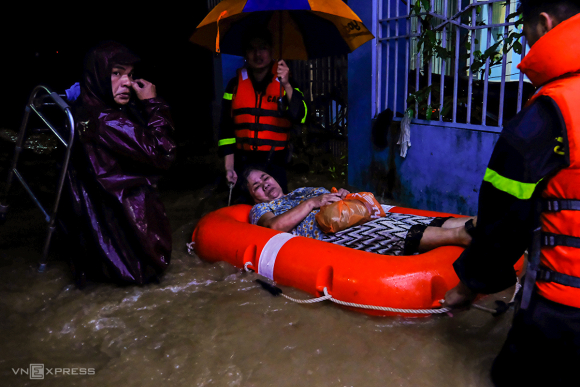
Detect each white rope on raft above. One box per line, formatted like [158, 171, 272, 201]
[276, 277, 522, 315]
[247, 263, 449, 313]
[319, 288, 452, 314]
[247, 260, 521, 315]
[509, 277, 522, 303]
[279, 291, 334, 304]
[279, 287, 449, 313]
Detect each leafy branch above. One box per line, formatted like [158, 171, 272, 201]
[467, 11, 523, 76]
[412, 0, 454, 67]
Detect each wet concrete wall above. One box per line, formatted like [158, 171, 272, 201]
[348, 0, 499, 215]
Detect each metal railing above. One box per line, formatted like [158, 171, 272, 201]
[290, 56, 348, 158]
[0, 85, 75, 272]
[372, 0, 531, 132]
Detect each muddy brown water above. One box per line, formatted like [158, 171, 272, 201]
[0, 161, 518, 387]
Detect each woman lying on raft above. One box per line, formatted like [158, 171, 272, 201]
[243, 167, 476, 256]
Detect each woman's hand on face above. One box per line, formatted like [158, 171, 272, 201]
[131, 79, 157, 100]
[277, 60, 290, 87]
[309, 193, 341, 209]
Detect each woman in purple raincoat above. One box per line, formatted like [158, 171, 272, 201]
[62, 41, 176, 286]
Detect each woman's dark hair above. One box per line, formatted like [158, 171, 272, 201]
[518, 0, 580, 23]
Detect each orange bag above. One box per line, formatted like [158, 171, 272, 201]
[315, 189, 386, 234]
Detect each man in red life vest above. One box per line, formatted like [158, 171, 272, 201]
[218, 26, 307, 197]
[444, 1, 580, 385]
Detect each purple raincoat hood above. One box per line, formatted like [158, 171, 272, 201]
[80, 41, 140, 108]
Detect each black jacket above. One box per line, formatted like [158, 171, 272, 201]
[453, 96, 568, 294]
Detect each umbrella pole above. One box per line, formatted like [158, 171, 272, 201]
[278, 13, 284, 111]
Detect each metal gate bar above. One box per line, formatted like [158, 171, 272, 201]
[0, 85, 75, 272]
[374, 0, 526, 129]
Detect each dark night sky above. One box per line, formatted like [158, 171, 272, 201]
[4, 3, 216, 154]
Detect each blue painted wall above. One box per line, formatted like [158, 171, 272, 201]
[348, 0, 375, 187]
[353, 123, 498, 215]
[221, 54, 245, 88]
[348, 0, 499, 215]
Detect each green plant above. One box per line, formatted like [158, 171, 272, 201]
[328, 154, 347, 182]
[468, 10, 524, 76]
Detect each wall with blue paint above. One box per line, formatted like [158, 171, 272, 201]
[354, 123, 499, 215]
[348, 0, 499, 215]
[221, 54, 246, 89]
[210, 54, 244, 141]
[348, 0, 374, 186]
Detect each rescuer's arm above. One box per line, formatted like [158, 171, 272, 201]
[257, 193, 342, 232]
[219, 78, 239, 185]
[445, 96, 568, 306]
[286, 81, 307, 125]
[276, 61, 307, 125]
[277, 60, 293, 101]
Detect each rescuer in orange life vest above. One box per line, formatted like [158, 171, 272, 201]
[444, 0, 580, 385]
[218, 26, 307, 199]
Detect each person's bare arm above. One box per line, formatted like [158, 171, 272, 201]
[257, 193, 341, 232]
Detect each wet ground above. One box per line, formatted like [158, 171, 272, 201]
[0, 131, 519, 386]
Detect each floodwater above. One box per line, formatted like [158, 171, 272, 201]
[0, 136, 519, 387]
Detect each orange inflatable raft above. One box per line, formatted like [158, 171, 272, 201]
[191, 204, 524, 317]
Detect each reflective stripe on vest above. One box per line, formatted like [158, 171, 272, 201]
[231, 63, 291, 151]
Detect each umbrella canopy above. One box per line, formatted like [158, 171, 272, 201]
[190, 0, 374, 60]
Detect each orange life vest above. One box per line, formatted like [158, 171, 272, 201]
[519, 14, 580, 308]
[231, 63, 292, 152]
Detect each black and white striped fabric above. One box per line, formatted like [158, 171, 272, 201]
[321, 212, 435, 256]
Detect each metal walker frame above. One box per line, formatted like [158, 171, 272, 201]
[0, 85, 75, 272]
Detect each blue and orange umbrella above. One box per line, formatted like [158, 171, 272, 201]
[190, 0, 374, 60]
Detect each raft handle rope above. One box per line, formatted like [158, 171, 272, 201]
[254, 273, 521, 316]
[228, 182, 235, 207]
[256, 278, 449, 314]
